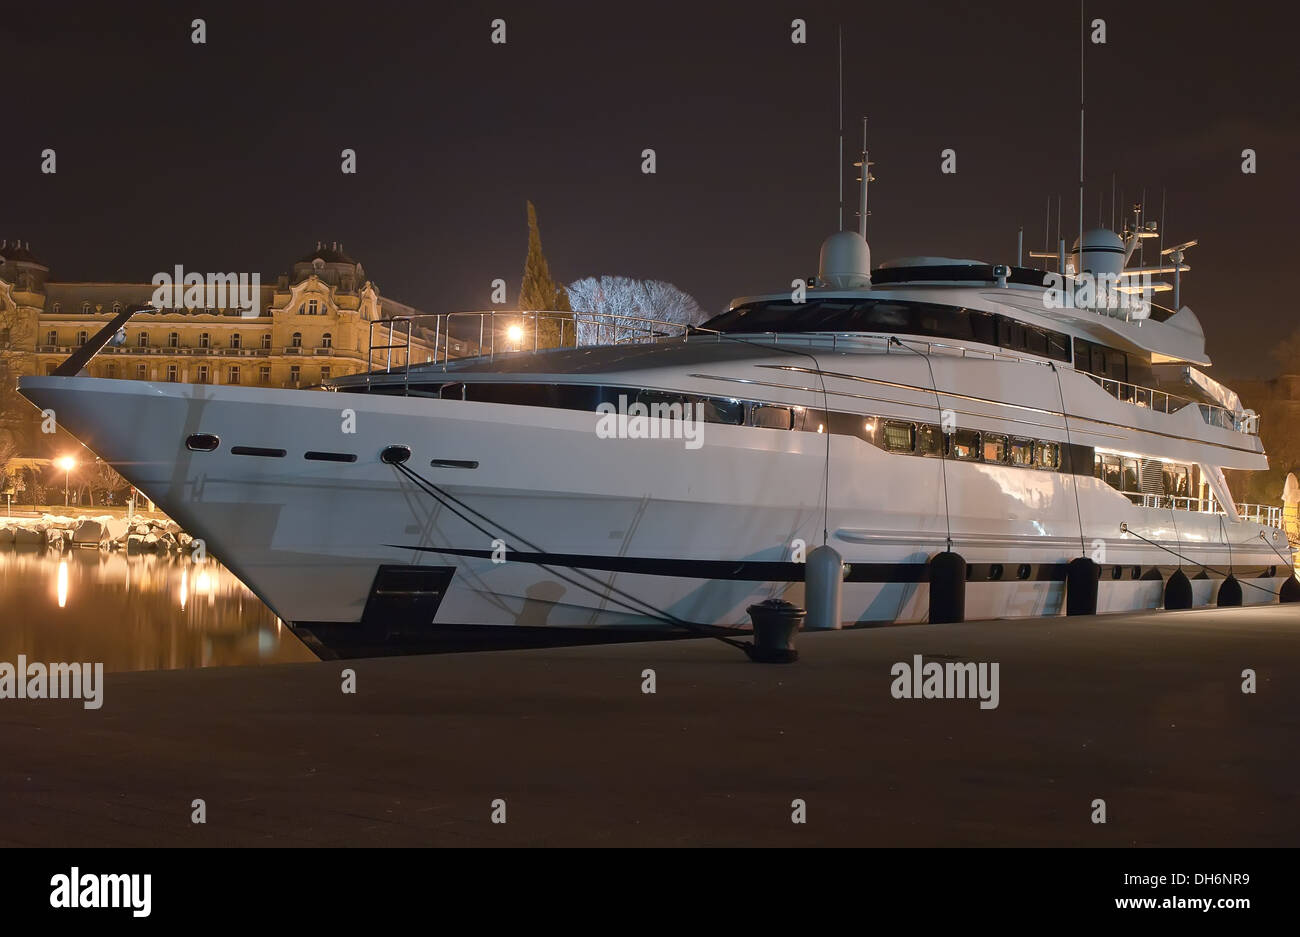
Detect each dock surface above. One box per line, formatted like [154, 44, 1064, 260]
[2, 605, 1298, 847]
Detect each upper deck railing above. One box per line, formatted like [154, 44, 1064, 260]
[366, 310, 718, 372]
[1082, 372, 1259, 437]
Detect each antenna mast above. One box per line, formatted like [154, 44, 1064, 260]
[1078, 0, 1085, 260]
[837, 27, 844, 231]
[858, 118, 870, 239]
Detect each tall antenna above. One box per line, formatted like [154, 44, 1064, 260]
[857, 117, 870, 239]
[1078, 0, 1085, 256]
[1159, 187, 1167, 260]
[1110, 173, 1116, 230]
[837, 26, 844, 231]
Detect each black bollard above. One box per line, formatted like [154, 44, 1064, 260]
[1217, 574, 1243, 607]
[928, 551, 966, 624]
[1165, 568, 1193, 609]
[745, 599, 804, 663]
[1065, 557, 1099, 616]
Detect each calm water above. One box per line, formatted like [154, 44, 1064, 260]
[0, 547, 316, 671]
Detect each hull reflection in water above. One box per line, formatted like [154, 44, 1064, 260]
[0, 548, 315, 672]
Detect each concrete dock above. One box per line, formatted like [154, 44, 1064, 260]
[2, 605, 1298, 847]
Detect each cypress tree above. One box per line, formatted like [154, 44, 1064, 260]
[518, 201, 573, 348]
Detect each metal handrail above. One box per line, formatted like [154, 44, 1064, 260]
[1084, 372, 1259, 436]
[1122, 491, 1283, 527]
[366, 310, 723, 373]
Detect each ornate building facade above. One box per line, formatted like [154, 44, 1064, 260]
[0, 241, 463, 390]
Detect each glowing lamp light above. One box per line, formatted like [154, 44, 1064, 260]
[56, 456, 76, 472]
[506, 324, 524, 343]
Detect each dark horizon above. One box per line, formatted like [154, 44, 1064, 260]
[3, 0, 1297, 379]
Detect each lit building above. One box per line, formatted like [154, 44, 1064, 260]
[0, 241, 469, 388]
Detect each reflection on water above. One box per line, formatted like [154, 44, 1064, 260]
[0, 547, 315, 672]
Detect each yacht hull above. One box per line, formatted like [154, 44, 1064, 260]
[18, 377, 1289, 647]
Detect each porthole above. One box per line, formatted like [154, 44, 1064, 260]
[1131, 565, 1141, 579]
[231, 446, 286, 458]
[1016, 563, 1031, 580]
[1111, 565, 1123, 580]
[381, 445, 411, 465]
[1267, 565, 1277, 578]
[185, 433, 219, 452]
[305, 451, 358, 463]
[988, 564, 1003, 581]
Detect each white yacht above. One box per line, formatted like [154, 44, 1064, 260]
[19, 207, 1295, 654]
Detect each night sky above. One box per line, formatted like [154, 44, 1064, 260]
[4, 0, 1297, 378]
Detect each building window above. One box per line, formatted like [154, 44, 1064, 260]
[291, 332, 303, 348]
[320, 366, 331, 380]
[46, 330, 58, 347]
[261, 333, 272, 350]
[307, 299, 319, 316]
[230, 333, 242, 349]
[112, 302, 122, 313]
[168, 332, 179, 348]
[81, 303, 90, 314]
[137, 332, 149, 348]
[322, 332, 332, 348]
[106, 364, 117, 379]
[199, 332, 210, 348]
[166, 365, 178, 382]
[0, 327, 10, 347]
[228, 366, 240, 385]
[136, 364, 147, 379]
[290, 365, 300, 385]
[76, 330, 88, 346]
[196, 365, 209, 384]
[52, 303, 61, 314]
[46, 363, 57, 376]
[259, 366, 271, 384]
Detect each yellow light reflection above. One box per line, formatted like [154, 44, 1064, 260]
[56, 559, 69, 608]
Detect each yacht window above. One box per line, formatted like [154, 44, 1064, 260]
[918, 424, 943, 456]
[949, 429, 981, 461]
[750, 404, 793, 430]
[1010, 438, 1035, 466]
[997, 318, 1025, 351]
[703, 398, 743, 425]
[982, 433, 1008, 463]
[1036, 441, 1061, 470]
[881, 421, 915, 453]
[1121, 458, 1139, 491]
[1163, 465, 1190, 497]
[638, 390, 689, 419]
[1100, 455, 1121, 489]
[1025, 329, 1048, 356]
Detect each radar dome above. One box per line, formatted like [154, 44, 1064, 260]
[818, 231, 871, 289]
[1070, 228, 1125, 279]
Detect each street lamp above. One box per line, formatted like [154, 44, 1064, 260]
[56, 456, 75, 508]
[506, 323, 524, 348]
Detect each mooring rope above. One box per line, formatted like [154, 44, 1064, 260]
[888, 337, 953, 553]
[390, 459, 751, 650]
[1119, 522, 1280, 597]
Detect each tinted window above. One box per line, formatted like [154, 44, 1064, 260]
[881, 421, 915, 453]
[1036, 442, 1061, 470]
[918, 424, 943, 456]
[1010, 438, 1034, 466]
[751, 404, 793, 429]
[950, 429, 981, 460]
[982, 433, 1008, 463]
